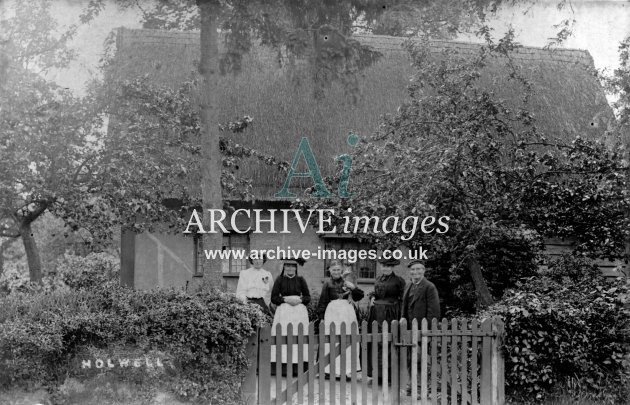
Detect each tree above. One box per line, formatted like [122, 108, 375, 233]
[0, 0, 77, 74]
[605, 35, 630, 263]
[0, 237, 15, 278]
[87, 0, 579, 289]
[195, 0, 224, 288]
[299, 37, 629, 309]
[0, 1, 206, 282]
[0, 0, 592, 285]
[0, 1, 118, 282]
[131, 0, 508, 287]
[0, 67, 104, 282]
[0, 1, 80, 282]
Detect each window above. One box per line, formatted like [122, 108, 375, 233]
[323, 238, 376, 279]
[222, 233, 250, 273]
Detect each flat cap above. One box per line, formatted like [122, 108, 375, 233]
[379, 257, 400, 266]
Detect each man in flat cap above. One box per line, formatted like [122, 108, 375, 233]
[401, 260, 440, 325]
[402, 260, 440, 396]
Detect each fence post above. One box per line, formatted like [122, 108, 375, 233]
[492, 317, 505, 405]
[259, 326, 272, 405]
[242, 329, 260, 405]
[480, 318, 493, 404]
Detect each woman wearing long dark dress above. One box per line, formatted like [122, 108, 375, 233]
[318, 260, 365, 377]
[366, 257, 406, 380]
[270, 258, 310, 367]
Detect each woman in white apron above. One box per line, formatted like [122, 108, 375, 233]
[318, 260, 364, 378]
[270, 258, 310, 374]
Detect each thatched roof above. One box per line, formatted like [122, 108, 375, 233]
[109, 28, 613, 200]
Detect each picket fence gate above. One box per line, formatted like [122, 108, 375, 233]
[242, 318, 504, 405]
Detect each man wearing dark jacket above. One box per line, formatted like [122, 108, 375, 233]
[401, 260, 440, 324]
[402, 259, 441, 397]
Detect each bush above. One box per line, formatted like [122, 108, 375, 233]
[0, 252, 119, 295]
[429, 231, 540, 314]
[55, 252, 119, 290]
[542, 253, 602, 282]
[484, 265, 630, 404]
[306, 293, 320, 323]
[0, 284, 268, 404]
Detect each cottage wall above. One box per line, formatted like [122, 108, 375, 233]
[121, 224, 627, 309]
[541, 238, 627, 278]
[121, 207, 422, 307]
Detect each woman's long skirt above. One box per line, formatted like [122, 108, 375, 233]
[270, 300, 309, 364]
[367, 300, 400, 379]
[323, 299, 361, 377]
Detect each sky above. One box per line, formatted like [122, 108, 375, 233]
[4, 0, 630, 96]
[459, 0, 630, 73]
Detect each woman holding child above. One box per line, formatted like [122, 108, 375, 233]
[318, 260, 364, 377]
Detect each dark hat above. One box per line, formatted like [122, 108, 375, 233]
[281, 257, 306, 276]
[282, 257, 306, 266]
[407, 260, 427, 268]
[379, 258, 400, 266]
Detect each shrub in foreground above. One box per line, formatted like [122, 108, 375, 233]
[0, 284, 267, 404]
[485, 260, 630, 404]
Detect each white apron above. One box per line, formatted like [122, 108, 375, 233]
[323, 299, 361, 376]
[270, 298, 309, 364]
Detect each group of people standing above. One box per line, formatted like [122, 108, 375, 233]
[366, 257, 440, 380]
[234, 254, 440, 379]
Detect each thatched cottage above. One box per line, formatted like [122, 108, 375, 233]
[111, 28, 621, 298]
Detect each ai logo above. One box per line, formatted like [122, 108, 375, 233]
[274, 133, 358, 199]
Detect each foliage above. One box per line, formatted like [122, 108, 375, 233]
[0, 1, 107, 282]
[1, 0, 289, 282]
[0, 0, 77, 73]
[297, 34, 630, 309]
[0, 242, 118, 296]
[541, 253, 602, 283]
[94, 77, 289, 235]
[606, 35, 630, 127]
[0, 2, 97, 236]
[54, 252, 119, 290]
[484, 271, 630, 404]
[0, 67, 102, 228]
[95, 0, 540, 102]
[0, 284, 267, 404]
[0, 213, 97, 279]
[108, 0, 578, 52]
[305, 293, 320, 324]
[0, 266, 66, 296]
[434, 232, 540, 314]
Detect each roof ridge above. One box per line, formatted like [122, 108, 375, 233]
[116, 27, 595, 68]
[118, 27, 591, 55]
[352, 33, 592, 55]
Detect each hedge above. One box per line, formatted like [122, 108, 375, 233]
[484, 256, 630, 404]
[0, 282, 267, 404]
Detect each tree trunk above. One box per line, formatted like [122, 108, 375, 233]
[467, 257, 494, 308]
[0, 237, 15, 278]
[0, 239, 7, 278]
[193, 0, 224, 291]
[625, 124, 630, 276]
[19, 221, 42, 283]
